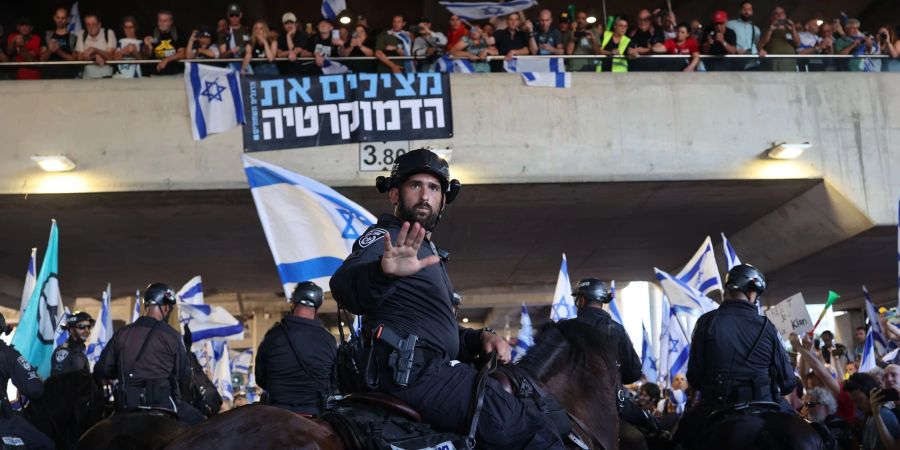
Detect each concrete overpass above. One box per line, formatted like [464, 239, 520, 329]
[0, 73, 897, 343]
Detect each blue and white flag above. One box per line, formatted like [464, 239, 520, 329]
[896, 199, 899, 313]
[608, 280, 624, 325]
[721, 233, 742, 270]
[390, 30, 415, 73]
[178, 276, 204, 305]
[521, 72, 571, 89]
[641, 322, 659, 383]
[132, 289, 141, 323]
[434, 55, 475, 73]
[243, 155, 376, 297]
[550, 253, 576, 322]
[231, 349, 253, 376]
[666, 306, 691, 384]
[55, 307, 71, 348]
[321, 0, 346, 20]
[213, 341, 234, 402]
[86, 283, 113, 367]
[439, 0, 537, 20]
[860, 327, 878, 372]
[180, 304, 244, 343]
[655, 268, 718, 313]
[20, 248, 37, 313]
[194, 340, 215, 377]
[675, 236, 723, 297]
[863, 285, 892, 353]
[513, 303, 533, 362]
[658, 296, 671, 382]
[504, 56, 565, 73]
[184, 63, 244, 140]
[12, 220, 66, 378]
[68, 2, 82, 33]
[321, 58, 351, 75]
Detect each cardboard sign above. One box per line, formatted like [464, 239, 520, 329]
[765, 293, 813, 338]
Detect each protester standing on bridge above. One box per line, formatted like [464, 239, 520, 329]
[51, 311, 93, 377]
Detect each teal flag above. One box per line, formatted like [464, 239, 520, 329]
[12, 220, 65, 378]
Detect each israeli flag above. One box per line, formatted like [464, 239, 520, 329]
[184, 63, 244, 141]
[20, 248, 37, 313]
[213, 341, 234, 402]
[434, 55, 475, 73]
[55, 307, 72, 348]
[321, 0, 346, 20]
[641, 322, 659, 383]
[243, 155, 376, 297]
[864, 285, 893, 353]
[178, 276, 204, 305]
[321, 58, 351, 75]
[439, 0, 537, 20]
[504, 56, 565, 73]
[654, 268, 718, 313]
[657, 296, 671, 381]
[608, 280, 624, 325]
[721, 233, 742, 270]
[550, 253, 576, 322]
[897, 199, 899, 313]
[193, 340, 215, 377]
[231, 349, 253, 376]
[132, 289, 141, 323]
[675, 236, 723, 297]
[180, 304, 244, 343]
[12, 220, 66, 378]
[860, 327, 878, 372]
[513, 304, 533, 362]
[390, 30, 415, 73]
[666, 306, 691, 384]
[68, 2, 82, 34]
[521, 72, 571, 89]
[86, 283, 113, 367]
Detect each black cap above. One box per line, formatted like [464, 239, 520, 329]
[572, 278, 613, 303]
[64, 311, 95, 328]
[198, 27, 213, 38]
[375, 149, 461, 204]
[416, 17, 431, 24]
[17, 16, 33, 26]
[291, 281, 324, 309]
[227, 3, 241, 15]
[144, 282, 177, 306]
[724, 264, 766, 298]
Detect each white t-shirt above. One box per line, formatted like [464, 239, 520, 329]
[115, 37, 143, 78]
[76, 29, 117, 53]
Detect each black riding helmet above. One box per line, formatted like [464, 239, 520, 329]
[291, 281, 324, 309]
[64, 310, 95, 328]
[724, 264, 767, 299]
[375, 149, 461, 204]
[452, 291, 462, 306]
[144, 282, 177, 306]
[572, 278, 613, 304]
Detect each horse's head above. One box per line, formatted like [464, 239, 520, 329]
[24, 369, 110, 448]
[517, 319, 621, 449]
[185, 350, 223, 417]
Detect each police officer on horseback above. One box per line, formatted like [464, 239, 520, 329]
[0, 313, 55, 449]
[94, 283, 205, 425]
[51, 311, 94, 377]
[674, 264, 797, 446]
[331, 149, 565, 449]
[255, 281, 337, 416]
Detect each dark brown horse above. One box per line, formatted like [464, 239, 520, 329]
[161, 318, 623, 450]
[23, 370, 111, 450]
[682, 406, 828, 450]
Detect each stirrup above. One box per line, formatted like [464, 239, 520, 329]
[567, 432, 589, 450]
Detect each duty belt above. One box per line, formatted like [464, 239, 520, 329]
[371, 324, 445, 388]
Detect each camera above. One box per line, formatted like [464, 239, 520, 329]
[574, 30, 587, 39]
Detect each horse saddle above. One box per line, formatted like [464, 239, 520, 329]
[706, 401, 781, 423]
[343, 392, 422, 422]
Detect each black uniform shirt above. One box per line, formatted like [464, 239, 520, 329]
[255, 316, 337, 414]
[0, 342, 43, 403]
[575, 307, 643, 384]
[330, 214, 482, 360]
[687, 299, 797, 402]
[51, 338, 89, 377]
[94, 316, 189, 394]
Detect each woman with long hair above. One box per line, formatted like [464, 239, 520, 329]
[242, 19, 278, 75]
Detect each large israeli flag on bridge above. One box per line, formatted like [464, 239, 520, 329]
[439, 0, 537, 20]
[185, 63, 244, 141]
[243, 155, 376, 297]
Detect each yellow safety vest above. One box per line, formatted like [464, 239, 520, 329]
[597, 31, 630, 72]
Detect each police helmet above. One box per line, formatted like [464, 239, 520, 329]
[572, 278, 613, 303]
[452, 291, 462, 306]
[375, 149, 461, 204]
[724, 264, 766, 299]
[143, 283, 177, 306]
[291, 281, 324, 309]
[65, 311, 95, 328]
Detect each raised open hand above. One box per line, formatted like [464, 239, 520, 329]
[381, 221, 440, 277]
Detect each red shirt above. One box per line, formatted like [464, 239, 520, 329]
[664, 37, 699, 55]
[835, 385, 855, 423]
[447, 25, 468, 50]
[7, 33, 42, 80]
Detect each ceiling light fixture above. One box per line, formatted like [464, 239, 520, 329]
[767, 140, 811, 160]
[31, 155, 77, 172]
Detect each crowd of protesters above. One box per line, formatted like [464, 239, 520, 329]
[2, 1, 899, 79]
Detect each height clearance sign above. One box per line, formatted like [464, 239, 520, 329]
[241, 73, 453, 151]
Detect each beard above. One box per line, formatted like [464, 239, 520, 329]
[397, 197, 440, 231]
[740, 13, 753, 21]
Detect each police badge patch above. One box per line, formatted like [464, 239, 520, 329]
[16, 356, 32, 371]
[55, 349, 69, 363]
[358, 228, 388, 248]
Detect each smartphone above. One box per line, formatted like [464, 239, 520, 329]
[331, 30, 340, 40]
[883, 389, 900, 402]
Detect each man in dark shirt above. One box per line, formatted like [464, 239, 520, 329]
[701, 10, 739, 71]
[255, 282, 336, 416]
[627, 9, 666, 71]
[527, 9, 563, 56]
[51, 311, 93, 377]
[306, 18, 342, 75]
[142, 10, 186, 75]
[276, 12, 312, 75]
[331, 149, 564, 449]
[41, 7, 78, 79]
[0, 314, 54, 449]
[218, 3, 250, 59]
[95, 283, 204, 424]
[493, 13, 530, 71]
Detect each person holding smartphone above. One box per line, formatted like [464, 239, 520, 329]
[876, 26, 900, 72]
[757, 6, 799, 71]
[306, 18, 342, 74]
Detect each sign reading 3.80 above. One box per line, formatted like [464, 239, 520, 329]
[359, 141, 409, 172]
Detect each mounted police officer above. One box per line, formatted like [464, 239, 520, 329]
[675, 264, 797, 447]
[51, 311, 93, 377]
[0, 313, 55, 449]
[571, 278, 648, 445]
[331, 149, 565, 449]
[255, 281, 337, 416]
[94, 282, 205, 424]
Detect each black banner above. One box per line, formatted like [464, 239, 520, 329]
[242, 73, 453, 152]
